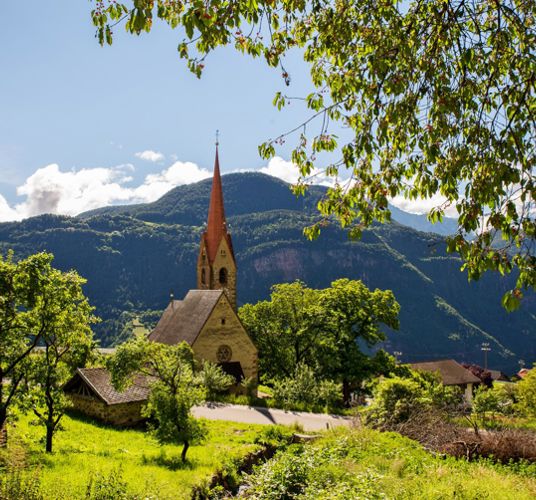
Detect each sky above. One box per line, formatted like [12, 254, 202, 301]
[0, 1, 438, 222]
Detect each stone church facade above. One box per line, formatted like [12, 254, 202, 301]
[65, 146, 258, 424]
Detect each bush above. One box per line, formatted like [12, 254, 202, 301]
[364, 371, 462, 428]
[272, 364, 342, 412]
[516, 366, 536, 418]
[85, 467, 131, 500]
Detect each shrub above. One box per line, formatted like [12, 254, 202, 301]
[516, 366, 536, 418]
[199, 361, 235, 400]
[85, 467, 131, 500]
[272, 364, 342, 412]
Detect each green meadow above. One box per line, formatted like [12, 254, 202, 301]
[1, 413, 265, 499]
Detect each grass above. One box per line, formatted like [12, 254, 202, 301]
[1, 412, 266, 499]
[243, 426, 536, 499]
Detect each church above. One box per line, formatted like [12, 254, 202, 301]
[65, 146, 258, 425]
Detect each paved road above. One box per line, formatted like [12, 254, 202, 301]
[192, 403, 354, 431]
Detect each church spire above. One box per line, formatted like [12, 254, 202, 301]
[205, 144, 226, 263]
[197, 142, 237, 309]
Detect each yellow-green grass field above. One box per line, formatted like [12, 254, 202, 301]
[1, 412, 265, 499]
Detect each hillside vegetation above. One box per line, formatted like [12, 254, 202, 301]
[1, 413, 264, 499]
[0, 173, 533, 372]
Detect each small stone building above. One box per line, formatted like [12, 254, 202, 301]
[66, 145, 258, 423]
[411, 359, 481, 403]
[64, 368, 151, 425]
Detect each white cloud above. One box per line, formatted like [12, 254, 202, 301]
[389, 193, 458, 218]
[259, 156, 334, 186]
[135, 150, 165, 162]
[0, 161, 211, 222]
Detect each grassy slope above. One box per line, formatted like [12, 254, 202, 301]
[3, 413, 265, 499]
[245, 427, 536, 499]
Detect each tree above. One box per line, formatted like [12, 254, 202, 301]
[108, 336, 221, 462]
[320, 279, 400, 403]
[516, 364, 536, 418]
[91, 0, 535, 309]
[239, 281, 329, 379]
[0, 252, 61, 443]
[240, 279, 399, 404]
[22, 266, 96, 453]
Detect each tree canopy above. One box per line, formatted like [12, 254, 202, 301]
[239, 279, 399, 403]
[108, 336, 232, 461]
[91, 0, 535, 309]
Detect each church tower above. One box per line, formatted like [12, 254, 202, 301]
[197, 145, 237, 309]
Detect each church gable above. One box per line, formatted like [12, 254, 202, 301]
[193, 293, 258, 381]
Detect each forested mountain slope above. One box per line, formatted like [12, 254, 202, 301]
[0, 173, 533, 373]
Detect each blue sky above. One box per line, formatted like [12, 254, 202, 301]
[0, 1, 325, 220]
[0, 1, 442, 221]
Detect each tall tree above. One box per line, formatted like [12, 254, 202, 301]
[109, 337, 227, 462]
[23, 267, 96, 453]
[239, 281, 329, 379]
[239, 279, 400, 403]
[320, 279, 400, 403]
[0, 253, 58, 443]
[91, 0, 535, 309]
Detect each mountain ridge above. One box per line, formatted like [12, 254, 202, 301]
[0, 173, 533, 373]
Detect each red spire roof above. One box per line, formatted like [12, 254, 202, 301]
[204, 145, 232, 263]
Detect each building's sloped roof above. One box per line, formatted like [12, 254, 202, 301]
[149, 289, 224, 346]
[488, 369, 510, 382]
[411, 359, 481, 385]
[67, 367, 151, 405]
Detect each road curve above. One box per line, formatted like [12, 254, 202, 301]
[192, 403, 354, 431]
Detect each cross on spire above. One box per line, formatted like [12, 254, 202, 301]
[215, 129, 220, 147]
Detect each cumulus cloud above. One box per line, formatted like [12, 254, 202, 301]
[0, 161, 211, 222]
[389, 193, 458, 218]
[135, 150, 165, 162]
[259, 156, 335, 186]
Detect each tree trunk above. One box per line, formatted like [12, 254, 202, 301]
[46, 424, 53, 453]
[181, 440, 189, 463]
[0, 408, 7, 448]
[342, 379, 351, 407]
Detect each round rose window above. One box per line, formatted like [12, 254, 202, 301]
[217, 345, 232, 363]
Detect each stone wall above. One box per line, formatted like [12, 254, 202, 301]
[193, 294, 258, 384]
[69, 394, 145, 426]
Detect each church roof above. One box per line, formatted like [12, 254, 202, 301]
[149, 289, 225, 346]
[65, 367, 152, 405]
[203, 146, 235, 263]
[410, 359, 481, 386]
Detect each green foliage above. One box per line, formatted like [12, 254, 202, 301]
[240, 279, 399, 404]
[516, 366, 536, 419]
[91, 1, 535, 307]
[5, 412, 265, 499]
[85, 467, 130, 500]
[0, 252, 97, 453]
[244, 427, 536, 499]
[21, 261, 97, 453]
[0, 470, 43, 500]
[365, 370, 462, 427]
[198, 361, 234, 400]
[272, 364, 343, 412]
[108, 336, 210, 462]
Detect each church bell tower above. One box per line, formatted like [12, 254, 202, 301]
[197, 144, 237, 309]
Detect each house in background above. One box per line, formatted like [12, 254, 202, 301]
[410, 359, 481, 403]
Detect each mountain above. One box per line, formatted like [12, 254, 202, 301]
[0, 173, 533, 373]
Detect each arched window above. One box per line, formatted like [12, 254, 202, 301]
[201, 268, 206, 285]
[219, 267, 228, 285]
